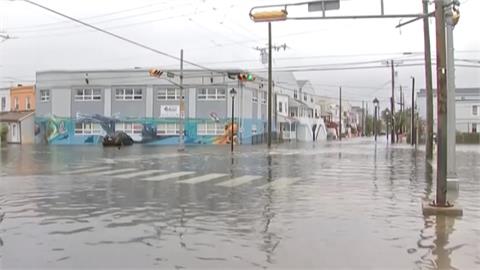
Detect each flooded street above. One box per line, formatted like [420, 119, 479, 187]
[0, 139, 479, 269]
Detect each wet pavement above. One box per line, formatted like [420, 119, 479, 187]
[0, 138, 479, 269]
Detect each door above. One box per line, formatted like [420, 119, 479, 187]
[11, 123, 20, 143]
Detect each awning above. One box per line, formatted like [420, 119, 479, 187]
[0, 111, 35, 123]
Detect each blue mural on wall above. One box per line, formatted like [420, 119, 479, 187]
[34, 115, 267, 145]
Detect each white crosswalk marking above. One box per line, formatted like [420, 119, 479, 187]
[178, 173, 228, 184]
[216, 175, 262, 187]
[62, 166, 112, 174]
[86, 168, 137, 176]
[259, 177, 301, 189]
[141, 171, 195, 181]
[114, 169, 165, 179]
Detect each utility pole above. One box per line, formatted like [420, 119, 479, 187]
[423, 0, 434, 160]
[362, 101, 365, 136]
[434, 0, 448, 206]
[339, 87, 342, 141]
[390, 60, 395, 144]
[400, 85, 404, 135]
[446, 1, 457, 182]
[267, 22, 273, 148]
[179, 49, 185, 151]
[411, 76, 416, 146]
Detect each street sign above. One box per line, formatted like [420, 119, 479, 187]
[308, 0, 340, 12]
[167, 71, 175, 78]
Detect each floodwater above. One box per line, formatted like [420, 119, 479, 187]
[0, 139, 479, 269]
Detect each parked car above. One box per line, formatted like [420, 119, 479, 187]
[102, 131, 134, 148]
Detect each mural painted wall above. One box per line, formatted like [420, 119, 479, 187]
[35, 115, 266, 145]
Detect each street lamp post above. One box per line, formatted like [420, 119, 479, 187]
[230, 88, 237, 153]
[373, 98, 379, 142]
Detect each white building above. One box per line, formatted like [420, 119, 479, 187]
[264, 71, 327, 142]
[417, 88, 480, 133]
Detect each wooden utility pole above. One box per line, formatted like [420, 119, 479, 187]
[423, 0, 434, 160]
[339, 87, 342, 141]
[435, 0, 448, 206]
[267, 22, 273, 148]
[411, 76, 416, 146]
[390, 60, 395, 144]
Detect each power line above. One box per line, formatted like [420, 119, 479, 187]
[20, 0, 228, 76]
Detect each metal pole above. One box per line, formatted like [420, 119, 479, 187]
[391, 60, 395, 144]
[231, 94, 235, 152]
[179, 49, 185, 151]
[339, 87, 342, 141]
[411, 76, 416, 146]
[267, 22, 272, 148]
[423, 0, 434, 160]
[446, 3, 457, 179]
[435, 0, 448, 206]
[374, 105, 378, 142]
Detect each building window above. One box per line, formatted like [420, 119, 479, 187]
[26, 96, 31, 110]
[279, 102, 283, 113]
[157, 123, 180, 136]
[14, 97, 19, 111]
[311, 97, 314, 103]
[75, 122, 102, 135]
[40, 90, 50, 102]
[197, 122, 224, 135]
[294, 90, 298, 99]
[473, 105, 478, 116]
[261, 92, 267, 104]
[304, 94, 308, 102]
[1, 97, 5, 111]
[252, 90, 258, 103]
[75, 88, 102, 101]
[198, 88, 226, 101]
[157, 88, 183, 100]
[116, 123, 143, 135]
[473, 123, 477, 134]
[115, 88, 143, 101]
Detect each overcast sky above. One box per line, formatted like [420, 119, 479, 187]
[1, 0, 479, 107]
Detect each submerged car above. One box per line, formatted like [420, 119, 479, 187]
[102, 131, 134, 147]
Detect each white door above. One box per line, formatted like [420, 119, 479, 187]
[11, 123, 20, 143]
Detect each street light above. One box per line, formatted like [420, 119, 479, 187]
[373, 97, 379, 142]
[230, 88, 237, 153]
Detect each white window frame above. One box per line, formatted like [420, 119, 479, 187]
[14, 97, 19, 110]
[116, 123, 143, 135]
[197, 122, 224, 135]
[473, 105, 478, 116]
[40, 90, 50, 102]
[75, 122, 102, 135]
[252, 90, 258, 103]
[157, 88, 183, 100]
[198, 88, 226, 101]
[115, 88, 143, 101]
[74, 88, 102, 101]
[261, 92, 267, 104]
[157, 123, 180, 136]
[1, 97, 5, 111]
[26, 96, 31, 110]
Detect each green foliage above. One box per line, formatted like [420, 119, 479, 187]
[0, 123, 8, 142]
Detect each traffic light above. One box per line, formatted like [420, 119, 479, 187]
[149, 68, 163, 78]
[237, 73, 255, 81]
